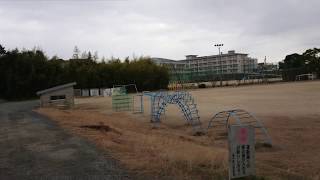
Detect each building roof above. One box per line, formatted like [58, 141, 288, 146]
[151, 57, 185, 64]
[36, 82, 77, 95]
[182, 52, 249, 61]
[152, 50, 251, 63]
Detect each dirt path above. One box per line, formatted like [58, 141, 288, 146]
[0, 100, 132, 180]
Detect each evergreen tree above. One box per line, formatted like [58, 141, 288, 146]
[0, 45, 169, 100]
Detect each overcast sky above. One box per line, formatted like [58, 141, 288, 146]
[0, 0, 319, 62]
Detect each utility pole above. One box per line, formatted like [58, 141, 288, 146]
[263, 56, 267, 83]
[214, 43, 224, 86]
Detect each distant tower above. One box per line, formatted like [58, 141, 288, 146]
[264, 56, 267, 64]
[72, 46, 80, 59]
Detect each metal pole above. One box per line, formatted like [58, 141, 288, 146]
[219, 46, 222, 86]
[140, 94, 144, 113]
[197, 59, 199, 82]
[214, 43, 224, 87]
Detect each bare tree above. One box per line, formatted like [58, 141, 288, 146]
[93, 51, 99, 61]
[81, 51, 88, 59]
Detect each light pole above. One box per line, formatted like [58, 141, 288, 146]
[214, 43, 223, 86]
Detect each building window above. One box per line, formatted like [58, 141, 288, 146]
[50, 95, 66, 100]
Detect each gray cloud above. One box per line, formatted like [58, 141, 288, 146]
[0, 0, 319, 62]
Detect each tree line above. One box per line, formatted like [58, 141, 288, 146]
[0, 45, 169, 100]
[279, 48, 320, 81]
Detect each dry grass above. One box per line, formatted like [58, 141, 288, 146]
[36, 108, 228, 179]
[36, 81, 320, 180]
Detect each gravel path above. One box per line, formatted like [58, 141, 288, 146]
[0, 100, 132, 180]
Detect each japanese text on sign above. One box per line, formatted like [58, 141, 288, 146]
[228, 125, 255, 179]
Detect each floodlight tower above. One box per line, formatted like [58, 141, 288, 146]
[214, 43, 224, 86]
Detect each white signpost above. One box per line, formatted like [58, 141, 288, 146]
[228, 125, 255, 179]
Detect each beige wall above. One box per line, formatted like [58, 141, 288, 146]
[40, 87, 74, 107]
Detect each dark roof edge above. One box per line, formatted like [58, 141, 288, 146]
[36, 82, 77, 95]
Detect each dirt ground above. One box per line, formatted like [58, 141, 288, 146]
[0, 100, 132, 180]
[38, 81, 320, 180]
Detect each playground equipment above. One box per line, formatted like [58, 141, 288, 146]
[144, 91, 203, 134]
[112, 87, 133, 112]
[207, 109, 272, 146]
[112, 94, 133, 111]
[112, 84, 143, 113]
[110, 85, 272, 144]
[113, 84, 138, 93]
[133, 93, 144, 113]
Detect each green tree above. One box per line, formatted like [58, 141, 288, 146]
[303, 48, 320, 75]
[0, 46, 169, 100]
[0, 44, 5, 55]
[279, 48, 320, 81]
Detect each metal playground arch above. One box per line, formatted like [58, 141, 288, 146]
[142, 92, 272, 145]
[144, 91, 203, 134]
[207, 109, 272, 146]
[110, 85, 272, 145]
